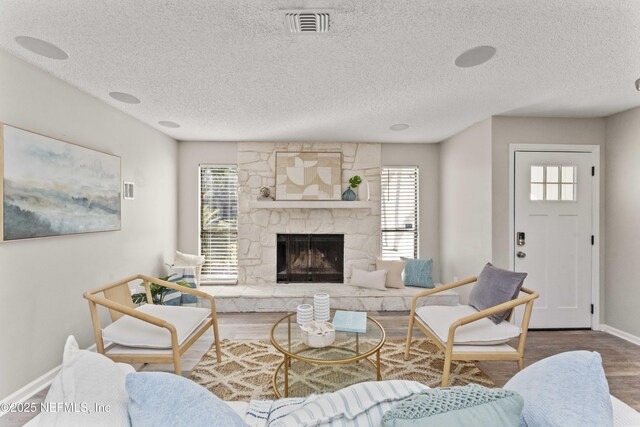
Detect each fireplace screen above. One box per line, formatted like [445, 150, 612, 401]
[277, 234, 344, 283]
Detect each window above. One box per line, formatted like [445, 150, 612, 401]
[530, 165, 576, 202]
[199, 165, 238, 283]
[381, 166, 419, 260]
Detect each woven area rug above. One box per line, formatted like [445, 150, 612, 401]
[189, 339, 495, 400]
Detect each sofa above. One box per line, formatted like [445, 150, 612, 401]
[25, 336, 640, 427]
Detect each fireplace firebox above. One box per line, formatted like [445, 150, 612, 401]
[277, 234, 344, 283]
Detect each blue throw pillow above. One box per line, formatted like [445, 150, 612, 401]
[401, 257, 434, 288]
[503, 351, 613, 427]
[381, 384, 523, 427]
[126, 372, 248, 427]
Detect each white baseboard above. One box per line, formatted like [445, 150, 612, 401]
[601, 324, 640, 346]
[0, 343, 97, 416]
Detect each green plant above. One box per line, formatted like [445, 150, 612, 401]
[131, 274, 191, 305]
[349, 175, 362, 188]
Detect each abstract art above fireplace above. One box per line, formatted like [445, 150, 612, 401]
[275, 152, 341, 200]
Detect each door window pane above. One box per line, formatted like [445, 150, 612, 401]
[531, 166, 544, 183]
[530, 183, 544, 201]
[561, 184, 575, 201]
[546, 183, 559, 201]
[562, 166, 575, 183]
[530, 165, 576, 202]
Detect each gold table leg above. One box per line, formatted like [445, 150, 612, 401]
[284, 355, 289, 397]
[288, 316, 292, 367]
[376, 349, 382, 381]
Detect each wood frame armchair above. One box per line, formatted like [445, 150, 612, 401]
[404, 276, 539, 386]
[83, 274, 222, 375]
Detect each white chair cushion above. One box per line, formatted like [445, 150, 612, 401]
[416, 305, 521, 345]
[103, 304, 210, 349]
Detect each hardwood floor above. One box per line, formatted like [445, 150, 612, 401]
[2, 311, 639, 426]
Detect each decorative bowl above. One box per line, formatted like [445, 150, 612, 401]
[300, 321, 336, 348]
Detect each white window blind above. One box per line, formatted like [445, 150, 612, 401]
[381, 166, 419, 260]
[199, 165, 238, 283]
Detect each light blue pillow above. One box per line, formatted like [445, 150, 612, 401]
[163, 271, 198, 306]
[126, 372, 248, 427]
[381, 384, 523, 427]
[503, 351, 613, 427]
[401, 257, 434, 288]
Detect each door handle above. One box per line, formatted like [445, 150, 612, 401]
[517, 251, 526, 259]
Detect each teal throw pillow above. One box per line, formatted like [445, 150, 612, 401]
[503, 351, 613, 427]
[381, 384, 523, 427]
[401, 257, 434, 288]
[126, 372, 248, 427]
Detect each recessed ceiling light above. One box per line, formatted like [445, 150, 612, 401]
[390, 124, 410, 131]
[635, 78, 640, 91]
[455, 45, 496, 68]
[15, 36, 68, 60]
[109, 92, 141, 104]
[158, 121, 180, 128]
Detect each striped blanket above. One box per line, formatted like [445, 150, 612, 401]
[243, 381, 428, 427]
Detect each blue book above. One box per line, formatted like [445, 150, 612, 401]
[332, 310, 367, 334]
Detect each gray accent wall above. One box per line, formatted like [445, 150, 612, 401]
[0, 50, 178, 399]
[604, 107, 640, 337]
[439, 118, 493, 302]
[177, 141, 237, 255]
[380, 143, 441, 283]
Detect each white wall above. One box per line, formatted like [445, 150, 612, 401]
[0, 50, 178, 399]
[177, 141, 237, 255]
[381, 143, 440, 282]
[439, 118, 493, 299]
[604, 107, 640, 337]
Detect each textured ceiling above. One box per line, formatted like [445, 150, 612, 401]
[1, 0, 639, 143]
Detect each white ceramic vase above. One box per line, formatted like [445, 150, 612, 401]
[359, 178, 370, 201]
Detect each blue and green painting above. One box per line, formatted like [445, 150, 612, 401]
[2, 125, 121, 241]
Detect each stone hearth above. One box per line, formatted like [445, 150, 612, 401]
[200, 284, 459, 313]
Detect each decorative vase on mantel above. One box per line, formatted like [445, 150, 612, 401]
[341, 187, 357, 201]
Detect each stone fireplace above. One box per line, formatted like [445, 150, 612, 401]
[277, 234, 344, 283]
[237, 142, 381, 285]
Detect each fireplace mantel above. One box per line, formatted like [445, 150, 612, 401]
[248, 200, 377, 209]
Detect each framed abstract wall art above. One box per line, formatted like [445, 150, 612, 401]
[275, 152, 342, 200]
[0, 123, 121, 241]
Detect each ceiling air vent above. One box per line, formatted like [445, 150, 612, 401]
[283, 10, 331, 34]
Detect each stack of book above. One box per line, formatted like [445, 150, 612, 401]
[332, 310, 367, 334]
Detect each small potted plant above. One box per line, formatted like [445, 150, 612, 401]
[131, 274, 191, 305]
[342, 175, 362, 201]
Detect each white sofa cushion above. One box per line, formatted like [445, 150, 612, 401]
[416, 305, 521, 345]
[38, 336, 131, 427]
[103, 304, 210, 349]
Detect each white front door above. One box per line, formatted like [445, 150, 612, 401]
[514, 151, 593, 329]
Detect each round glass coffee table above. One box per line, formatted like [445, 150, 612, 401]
[269, 312, 386, 398]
